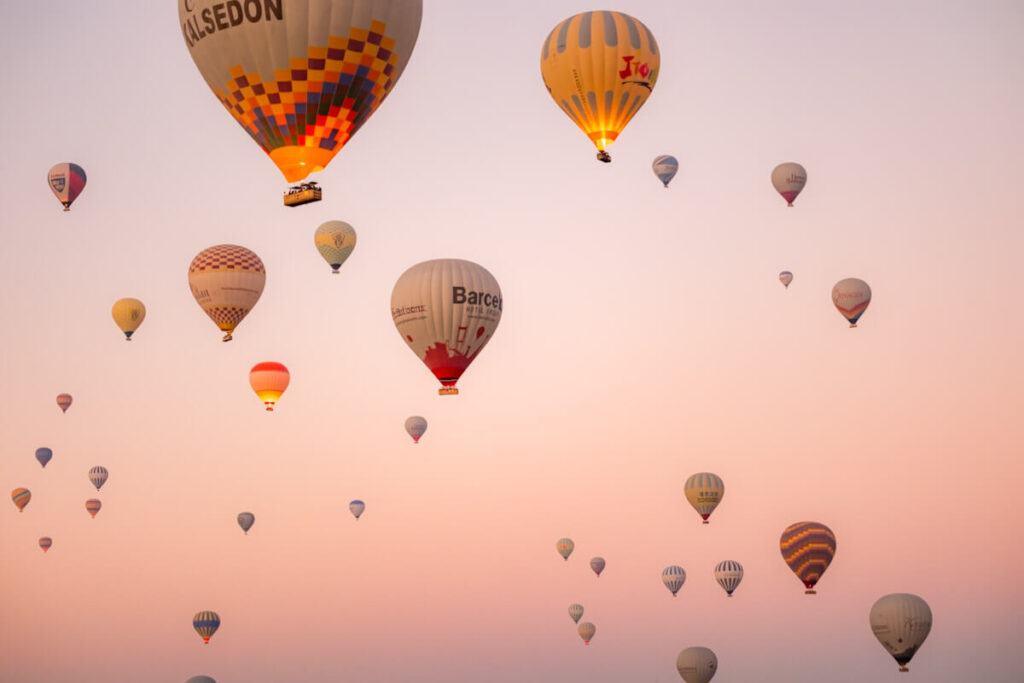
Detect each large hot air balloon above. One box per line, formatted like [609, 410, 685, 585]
[568, 603, 584, 624]
[315, 221, 357, 274]
[85, 499, 102, 518]
[577, 622, 596, 645]
[404, 415, 427, 443]
[870, 593, 932, 672]
[713, 560, 743, 597]
[35, 447, 53, 468]
[832, 278, 872, 327]
[662, 565, 686, 596]
[88, 466, 109, 491]
[676, 646, 718, 683]
[11, 488, 30, 512]
[391, 259, 502, 395]
[771, 162, 806, 206]
[779, 271, 793, 289]
[188, 245, 266, 341]
[556, 538, 574, 561]
[780, 521, 836, 594]
[590, 557, 606, 577]
[193, 611, 220, 644]
[237, 512, 255, 534]
[249, 362, 290, 411]
[540, 11, 659, 163]
[349, 500, 365, 520]
[39, 537, 53, 553]
[178, 0, 423, 186]
[48, 163, 87, 211]
[684, 473, 724, 524]
[652, 155, 678, 187]
[111, 298, 146, 340]
[56, 393, 72, 413]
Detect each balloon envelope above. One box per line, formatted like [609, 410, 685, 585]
[652, 155, 678, 187]
[771, 162, 807, 206]
[684, 473, 724, 523]
[237, 512, 255, 534]
[870, 593, 932, 672]
[780, 521, 836, 593]
[249, 362, 290, 411]
[568, 603, 584, 624]
[779, 271, 793, 288]
[188, 245, 265, 342]
[11, 488, 31, 512]
[404, 415, 427, 443]
[112, 298, 146, 340]
[315, 221, 357, 273]
[349, 500, 365, 519]
[577, 622, 596, 645]
[676, 646, 718, 683]
[48, 163, 86, 211]
[590, 557, 606, 577]
[714, 560, 743, 596]
[39, 537, 53, 552]
[192, 611, 220, 643]
[56, 393, 72, 413]
[186, 677, 217, 683]
[832, 278, 872, 327]
[35, 447, 52, 468]
[662, 565, 686, 596]
[556, 538, 574, 560]
[88, 466, 109, 491]
[85, 499, 102, 518]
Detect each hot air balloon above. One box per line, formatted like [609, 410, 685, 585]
[178, 0, 423, 189]
[249, 362, 290, 411]
[48, 163, 87, 211]
[111, 298, 146, 340]
[85, 499, 102, 518]
[186, 677, 217, 683]
[590, 557, 606, 577]
[391, 259, 502, 395]
[662, 565, 686, 596]
[556, 538, 574, 561]
[577, 622, 596, 645]
[193, 611, 220, 644]
[315, 221, 357, 273]
[404, 415, 427, 443]
[188, 245, 265, 342]
[237, 512, 255, 534]
[652, 155, 678, 187]
[684, 473, 724, 524]
[714, 560, 743, 597]
[676, 646, 718, 683]
[771, 162, 806, 206]
[568, 604, 584, 624]
[540, 11, 660, 163]
[832, 278, 872, 327]
[349, 500, 365, 520]
[35, 447, 52, 468]
[88, 466, 109, 491]
[56, 393, 72, 413]
[39, 537, 53, 553]
[870, 593, 932, 672]
[11, 488, 30, 512]
[780, 521, 836, 594]
[779, 271, 793, 289]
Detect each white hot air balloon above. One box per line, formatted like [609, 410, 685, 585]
[568, 603, 584, 624]
[88, 466, 109, 491]
[652, 155, 679, 187]
[771, 162, 807, 206]
[779, 270, 793, 289]
[349, 500, 365, 520]
[676, 646, 718, 683]
[714, 560, 743, 596]
[662, 565, 686, 596]
[870, 593, 932, 672]
[577, 622, 596, 645]
[832, 278, 872, 327]
[404, 415, 427, 443]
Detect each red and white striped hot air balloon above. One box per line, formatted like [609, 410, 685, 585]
[249, 362, 290, 411]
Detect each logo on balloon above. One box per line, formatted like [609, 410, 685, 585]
[452, 287, 502, 311]
[50, 176, 65, 192]
[619, 56, 656, 89]
[182, 0, 284, 48]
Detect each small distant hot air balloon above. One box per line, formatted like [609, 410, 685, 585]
[590, 557, 606, 577]
[540, 11, 660, 163]
[111, 298, 146, 340]
[48, 163, 87, 211]
[391, 259, 502, 395]
[714, 561, 743, 597]
[870, 593, 932, 672]
[85, 499, 102, 518]
[779, 271, 793, 289]
[349, 500, 365, 520]
[832, 278, 872, 327]
[188, 245, 265, 342]
[39, 537, 53, 552]
[186, 677, 217, 683]
[11, 488, 31, 512]
[56, 393, 72, 413]
[577, 622, 596, 645]
[88, 466, 109, 491]
[237, 512, 255, 534]
[652, 155, 679, 187]
[556, 538, 575, 561]
[662, 565, 686, 596]
[771, 162, 806, 206]
[780, 521, 836, 594]
[404, 415, 427, 443]
[568, 604, 584, 624]
[193, 611, 220, 644]
[35, 447, 53, 468]
[315, 221, 357, 274]
[676, 646, 718, 683]
[684, 473, 724, 524]
[249, 362, 290, 411]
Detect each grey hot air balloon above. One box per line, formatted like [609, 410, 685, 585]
[676, 646, 718, 683]
[869, 593, 932, 672]
[237, 512, 255, 535]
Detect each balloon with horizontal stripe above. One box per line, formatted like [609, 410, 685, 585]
[349, 500, 365, 519]
[11, 488, 31, 512]
[404, 415, 427, 443]
[779, 271, 793, 289]
[39, 537, 53, 552]
[48, 163, 86, 211]
[568, 603, 584, 624]
[771, 162, 806, 206]
[192, 610, 220, 643]
[556, 538, 574, 561]
[178, 0, 423, 184]
[661, 565, 686, 596]
[652, 155, 678, 187]
[237, 512, 255, 534]
[676, 646, 718, 683]
[315, 221, 357, 274]
[832, 278, 871, 327]
[391, 259, 502, 395]
[577, 622, 595, 645]
[780, 521, 836, 594]
[88, 466, 109, 491]
[56, 393, 72, 413]
[590, 557, 606, 577]
[713, 560, 743, 596]
[869, 593, 932, 672]
[188, 245, 265, 342]
[85, 499, 102, 518]
[684, 473, 724, 524]
[540, 11, 660, 163]
[249, 362, 290, 411]
[112, 298, 146, 340]
[35, 447, 52, 468]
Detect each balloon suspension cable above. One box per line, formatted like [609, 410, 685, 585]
[596, 150, 611, 163]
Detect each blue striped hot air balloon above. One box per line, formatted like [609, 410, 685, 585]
[714, 560, 743, 596]
[662, 565, 686, 596]
[193, 611, 220, 643]
[780, 522, 836, 594]
[684, 473, 724, 524]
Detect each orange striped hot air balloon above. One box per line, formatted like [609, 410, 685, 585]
[780, 521, 836, 594]
[56, 393, 72, 413]
[11, 488, 31, 512]
[249, 362, 290, 411]
[85, 499, 102, 518]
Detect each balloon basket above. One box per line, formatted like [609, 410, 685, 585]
[438, 387, 459, 396]
[899, 666, 909, 672]
[805, 589, 817, 595]
[222, 333, 233, 342]
[596, 150, 611, 163]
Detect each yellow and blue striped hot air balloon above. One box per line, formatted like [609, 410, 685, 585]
[193, 611, 221, 644]
[684, 473, 724, 524]
[780, 521, 836, 594]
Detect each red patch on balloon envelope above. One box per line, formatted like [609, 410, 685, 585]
[423, 342, 482, 387]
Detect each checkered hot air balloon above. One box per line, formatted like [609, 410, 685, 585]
[192, 611, 220, 644]
[188, 245, 265, 342]
[780, 521, 836, 594]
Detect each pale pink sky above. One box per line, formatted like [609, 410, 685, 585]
[2, 1, 1023, 681]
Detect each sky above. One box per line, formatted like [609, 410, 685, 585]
[2, 1, 1023, 681]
